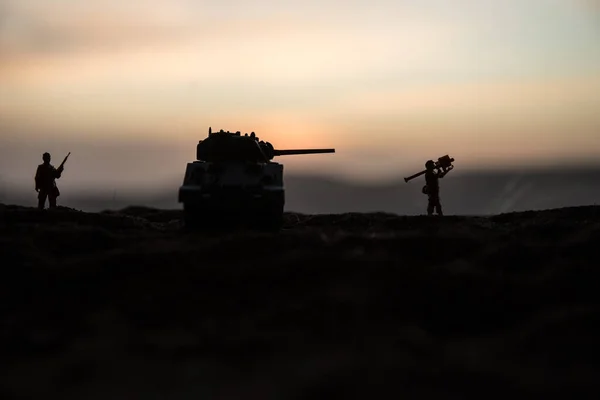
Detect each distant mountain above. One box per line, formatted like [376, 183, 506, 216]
[1, 167, 599, 215]
[284, 168, 600, 215]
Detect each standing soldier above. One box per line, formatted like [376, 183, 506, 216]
[424, 159, 448, 216]
[35, 152, 66, 210]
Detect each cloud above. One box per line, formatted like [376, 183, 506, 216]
[0, 0, 420, 58]
[0, 1, 466, 89]
[4, 0, 598, 89]
[577, 0, 600, 11]
[327, 73, 600, 120]
[0, 1, 319, 57]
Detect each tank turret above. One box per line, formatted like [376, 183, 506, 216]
[196, 127, 335, 162]
[179, 127, 336, 230]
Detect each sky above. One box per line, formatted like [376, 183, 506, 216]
[1, 0, 600, 189]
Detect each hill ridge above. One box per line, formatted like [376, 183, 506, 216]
[1, 203, 600, 398]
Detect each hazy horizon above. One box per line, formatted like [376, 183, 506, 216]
[2, 167, 599, 216]
[1, 0, 600, 187]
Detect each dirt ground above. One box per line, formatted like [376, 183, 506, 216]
[1, 204, 600, 399]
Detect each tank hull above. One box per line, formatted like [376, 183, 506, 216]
[178, 161, 285, 230]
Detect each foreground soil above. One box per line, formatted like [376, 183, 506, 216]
[1, 204, 600, 399]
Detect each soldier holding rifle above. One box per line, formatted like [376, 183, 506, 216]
[35, 152, 70, 210]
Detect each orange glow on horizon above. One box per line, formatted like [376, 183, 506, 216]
[1, 0, 600, 185]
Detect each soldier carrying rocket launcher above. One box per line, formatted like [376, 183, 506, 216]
[404, 155, 454, 216]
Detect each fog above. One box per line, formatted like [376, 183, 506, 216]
[3, 164, 599, 216]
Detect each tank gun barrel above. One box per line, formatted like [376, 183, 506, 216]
[272, 149, 335, 156]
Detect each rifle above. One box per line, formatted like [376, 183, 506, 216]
[404, 155, 454, 183]
[58, 152, 71, 171]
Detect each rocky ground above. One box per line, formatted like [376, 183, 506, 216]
[1, 204, 600, 399]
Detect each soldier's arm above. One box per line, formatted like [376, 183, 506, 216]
[54, 166, 63, 179]
[35, 166, 41, 190]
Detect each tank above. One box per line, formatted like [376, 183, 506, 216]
[178, 127, 335, 230]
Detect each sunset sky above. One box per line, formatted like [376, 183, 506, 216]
[1, 0, 599, 188]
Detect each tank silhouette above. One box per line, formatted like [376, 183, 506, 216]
[178, 127, 335, 229]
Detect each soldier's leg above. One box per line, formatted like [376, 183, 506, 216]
[428, 193, 441, 216]
[427, 195, 434, 216]
[433, 193, 443, 216]
[49, 195, 57, 209]
[37, 191, 47, 210]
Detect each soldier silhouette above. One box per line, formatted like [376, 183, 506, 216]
[423, 159, 447, 216]
[35, 152, 64, 210]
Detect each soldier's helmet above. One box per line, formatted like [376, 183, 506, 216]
[42, 152, 51, 162]
[425, 160, 435, 169]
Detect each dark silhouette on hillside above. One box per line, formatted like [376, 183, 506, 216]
[424, 159, 448, 215]
[404, 155, 455, 216]
[1, 204, 600, 398]
[179, 127, 334, 229]
[34, 152, 69, 210]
